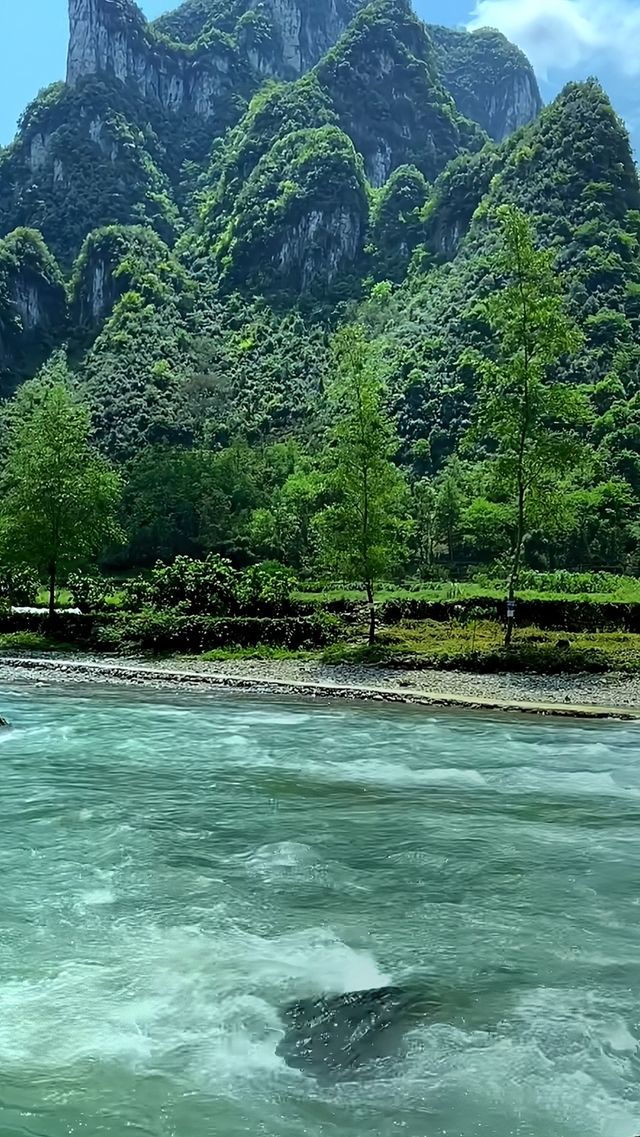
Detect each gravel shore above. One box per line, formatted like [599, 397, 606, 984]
[2, 654, 640, 718]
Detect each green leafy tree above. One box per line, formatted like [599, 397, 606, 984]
[411, 477, 437, 575]
[465, 205, 591, 645]
[248, 464, 325, 569]
[316, 326, 411, 644]
[0, 372, 123, 620]
[434, 461, 465, 566]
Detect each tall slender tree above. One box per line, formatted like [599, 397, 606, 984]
[465, 206, 590, 645]
[317, 325, 410, 645]
[0, 366, 123, 620]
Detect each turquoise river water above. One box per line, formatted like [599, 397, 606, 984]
[1, 683, 639, 1137]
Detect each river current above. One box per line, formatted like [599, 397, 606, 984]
[1, 683, 639, 1136]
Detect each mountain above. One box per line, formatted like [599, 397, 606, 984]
[4, 0, 635, 497]
[0, 0, 541, 264]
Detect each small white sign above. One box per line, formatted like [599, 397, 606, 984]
[507, 600, 516, 619]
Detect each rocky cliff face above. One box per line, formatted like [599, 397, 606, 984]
[429, 25, 542, 142]
[212, 123, 369, 295]
[0, 0, 547, 323]
[245, 0, 362, 78]
[316, 0, 486, 189]
[67, 0, 360, 115]
[154, 0, 361, 72]
[0, 230, 67, 392]
[67, 0, 244, 118]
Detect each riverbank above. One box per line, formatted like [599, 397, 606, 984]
[2, 653, 640, 719]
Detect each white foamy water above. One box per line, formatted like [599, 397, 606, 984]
[1, 684, 639, 1137]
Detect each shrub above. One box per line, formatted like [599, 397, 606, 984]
[517, 570, 633, 596]
[122, 557, 298, 618]
[379, 595, 640, 632]
[124, 555, 238, 615]
[322, 641, 618, 675]
[101, 611, 340, 654]
[121, 576, 153, 613]
[0, 563, 39, 607]
[67, 572, 111, 613]
[237, 562, 294, 615]
[0, 608, 341, 654]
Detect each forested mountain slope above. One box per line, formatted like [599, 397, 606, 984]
[1, 0, 637, 545]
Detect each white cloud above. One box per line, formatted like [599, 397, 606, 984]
[468, 0, 640, 79]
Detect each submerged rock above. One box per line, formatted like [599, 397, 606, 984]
[0, 718, 9, 728]
[277, 985, 433, 1078]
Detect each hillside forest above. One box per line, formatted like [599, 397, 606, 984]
[1, 0, 640, 665]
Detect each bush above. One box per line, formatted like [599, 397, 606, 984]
[0, 563, 39, 607]
[0, 608, 341, 654]
[0, 610, 97, 642]
[379, 595, 640, 632]
[99, 611, 340, 654]
[121, 557, 296, 618]
[67, 572, 112, 614]
[121, 555, 237, 615]
[237, 562, 294, 615]
[517, 570, 633, 595]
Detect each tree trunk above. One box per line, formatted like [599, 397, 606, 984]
[504, 578, 516, 649]
[505, 485, 525, 648]
[48, 562, 57, 626]
[365, 580, 376, 646]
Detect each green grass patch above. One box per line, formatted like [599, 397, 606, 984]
[0, 631, 77, 653]
[34, 588, 74, 609]
[296, 576, 640, 607]
[322, 619, 640, 674]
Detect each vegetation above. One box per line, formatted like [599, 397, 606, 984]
[465, 205, 590, 644]
[0, 362, 122, 620]
[316, 327, 410, 643]
[1, 0, 640, 676]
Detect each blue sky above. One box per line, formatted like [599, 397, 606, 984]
[0, 0, 635, 148]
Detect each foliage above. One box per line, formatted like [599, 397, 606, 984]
[464, 204, 591, 638]
[316, 326, 411, 641]
[1, 2, 640, 608]
[90, 611, 340, 654]
[236, 562, 295, 615]
[0, 363, 123, 616]
[121, 554, 295, 618]
[125, 554, 238, 615]
[371, 165, 430, 279]
[516, 570, 638, 596]
[212, 125, 369, 296]
[0, 562, 39, 606]
[67, 572, 114, 614]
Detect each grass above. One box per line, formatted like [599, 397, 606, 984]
[322, 619, 640, 674]
[295, 579, 640, 606]
[22, 573, 640, 614]
[0, 632, 77, 653]
[34, 588, 73, 608]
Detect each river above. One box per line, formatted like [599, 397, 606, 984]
[1, 683, 639, 1136]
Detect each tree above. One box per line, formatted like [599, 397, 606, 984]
[316, 326, 410, 644]
[0, 371, 123, 620]
[411, 477, 437, 575]
[465, 206, 591, 645]
[434, 461, 464, 566]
